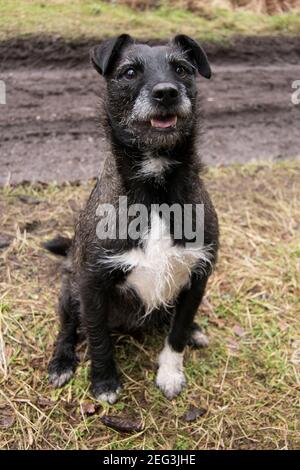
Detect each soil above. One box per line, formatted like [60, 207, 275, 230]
[1, 36, 299, 185]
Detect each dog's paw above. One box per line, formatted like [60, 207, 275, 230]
[48, 354, 77, 388]
[95, 389, 121, 405]
[156, 365, 186, 399]
[156, 341, 186, 399]
[92, 379, 121, 404]
[49, 368, 74, 388]
[188, 329, 209, 348]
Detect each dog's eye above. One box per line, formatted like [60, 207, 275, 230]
[123, 68, 137, 80]
[175, 65, 188, 77]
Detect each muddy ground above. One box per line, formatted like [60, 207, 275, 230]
[0, 36, 299, 185]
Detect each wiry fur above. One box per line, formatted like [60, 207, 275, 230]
[47, 35, 219, 402]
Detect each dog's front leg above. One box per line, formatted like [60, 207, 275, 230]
[156, 273, 208, 399]
[80, 279, 120, 404]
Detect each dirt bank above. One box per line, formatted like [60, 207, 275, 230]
[1, 35, 300, 70]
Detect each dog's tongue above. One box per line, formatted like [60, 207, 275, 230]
[150, 115, 177, 129]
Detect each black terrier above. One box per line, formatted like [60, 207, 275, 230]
[46, 34, 219, 403]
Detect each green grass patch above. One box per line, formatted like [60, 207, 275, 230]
[0, 0, 300, 42]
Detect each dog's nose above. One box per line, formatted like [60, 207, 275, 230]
[152, 83, 179, 104]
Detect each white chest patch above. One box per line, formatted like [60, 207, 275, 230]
[136, 156, 179, 181]
[103, 212, 211, 315]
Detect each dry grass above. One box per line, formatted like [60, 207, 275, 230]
[116, 0, 300, 14]
[0, 160, 299, 450]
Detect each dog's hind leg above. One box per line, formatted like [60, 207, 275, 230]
[48, 286, 79, 388]
[187, 322, 209, 348]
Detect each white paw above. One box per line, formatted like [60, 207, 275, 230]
[49, 369, 74, 388]
[190, 330, 209, 348]
[156, 365, 186, 399]
[95, 388, 121, 404]
[156, 340, 186, 399]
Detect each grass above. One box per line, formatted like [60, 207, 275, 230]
[0, 160, 300, 449]
[0, 0, 300, 42]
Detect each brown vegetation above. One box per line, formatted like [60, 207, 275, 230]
[110, 0, 300, 14]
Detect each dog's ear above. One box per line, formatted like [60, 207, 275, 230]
[172, 34, 211, 79]
[90, 34, 134, 76]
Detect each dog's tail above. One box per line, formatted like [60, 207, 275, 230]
[43, 235, 72, 257]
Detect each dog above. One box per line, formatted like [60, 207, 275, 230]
[46, 34, 219, 403]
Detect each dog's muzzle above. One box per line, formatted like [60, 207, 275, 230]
[127, 85, 192, 130]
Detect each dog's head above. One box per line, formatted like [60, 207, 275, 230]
[91, 34, 211, 149]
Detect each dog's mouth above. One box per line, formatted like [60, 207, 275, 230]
[150, 115, 177, 130]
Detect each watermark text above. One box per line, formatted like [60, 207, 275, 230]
[0, 80, 6, 104]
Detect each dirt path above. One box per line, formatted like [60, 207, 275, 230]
[1, 60, 299, 185]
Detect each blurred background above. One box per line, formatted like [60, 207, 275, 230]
[1, 0, 300, 184]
